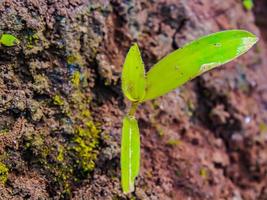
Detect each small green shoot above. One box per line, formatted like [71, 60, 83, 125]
[0, 34, 20, 46]
[120, 30, 258, 194]
[243, 0, 253, 10]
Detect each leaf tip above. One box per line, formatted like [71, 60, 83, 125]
[132, 42, 138, 47]
[131, 42, 140, 53]
[237, 35, 258, 55]
[241, 30, 259, 44]
[245, 35, 258, 46]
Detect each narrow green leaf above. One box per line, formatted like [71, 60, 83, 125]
[121, 43, 146, 102]
[143, 30, 258, 101]
[121, 116, 140, 193]
[0, 34, 20, 46]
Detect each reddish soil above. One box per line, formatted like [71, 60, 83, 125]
[0, 0, 267, 200]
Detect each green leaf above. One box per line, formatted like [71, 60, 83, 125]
[121, 116, 140, 193]
[121, 43, 146, 102]
[143, 30, 258, 101]
[243, 0, 253, 10]
[0, 34, 20, 47]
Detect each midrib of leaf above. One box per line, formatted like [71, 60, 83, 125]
[128, 121, 132, 191]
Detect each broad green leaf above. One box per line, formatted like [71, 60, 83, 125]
[0, 34, 20, 46]
[121, 43, 146, 102]
[142, 30, 258, 101]
[121, 116, 140, 193]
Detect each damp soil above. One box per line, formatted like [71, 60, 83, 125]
[0, 0, 267, 200]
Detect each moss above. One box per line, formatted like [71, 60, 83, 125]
[67, 54, 84, 66]
[56, 145, 64, 162]
[18, 25, 100, 195]
[81, 110, 91, 118]
[0, 162, 8, 184]
[72, 121, 99, 172]
[199, 167, 208, 179]
[23, 31, 50, 55]
[53, 95, 65, 106]
[71, 71, 81, 87]
[0, 129, 8, 136]
[26, 33, 39, 49]
[24, 121, 100, 195]
[24, 133, 70, 196]
[32, 74, 50, 94]
[259, 122, 267, 134]
[166, 139, 181, 147]
[23, 68, 100, 197]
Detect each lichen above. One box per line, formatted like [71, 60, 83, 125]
[0, 162, 8, 184]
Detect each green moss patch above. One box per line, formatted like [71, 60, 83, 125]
[23, 66, 100, 197]
[0, 162, 8, 184]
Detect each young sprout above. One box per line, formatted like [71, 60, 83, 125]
[0, 33, 20, 47]
[120, 30, 258, 194]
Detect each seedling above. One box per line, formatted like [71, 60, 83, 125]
[120, 30, 258, 193]
[0, 33, 20, 46]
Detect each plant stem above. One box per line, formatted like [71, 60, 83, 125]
[128, 102, 139, 117]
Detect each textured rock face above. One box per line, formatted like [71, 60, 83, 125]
[0, 0, 267, 199]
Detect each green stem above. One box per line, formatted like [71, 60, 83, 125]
[128, 102, 139, 117]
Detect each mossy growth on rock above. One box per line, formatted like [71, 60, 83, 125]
[23, 105, 100, 198]
[71, 121, 100, 173]
[0, 162, 8, 184]
[53, 95, 65, 106]
[22, 60, 101, 197]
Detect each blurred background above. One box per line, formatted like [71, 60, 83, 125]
[0, 0, 267, 199]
